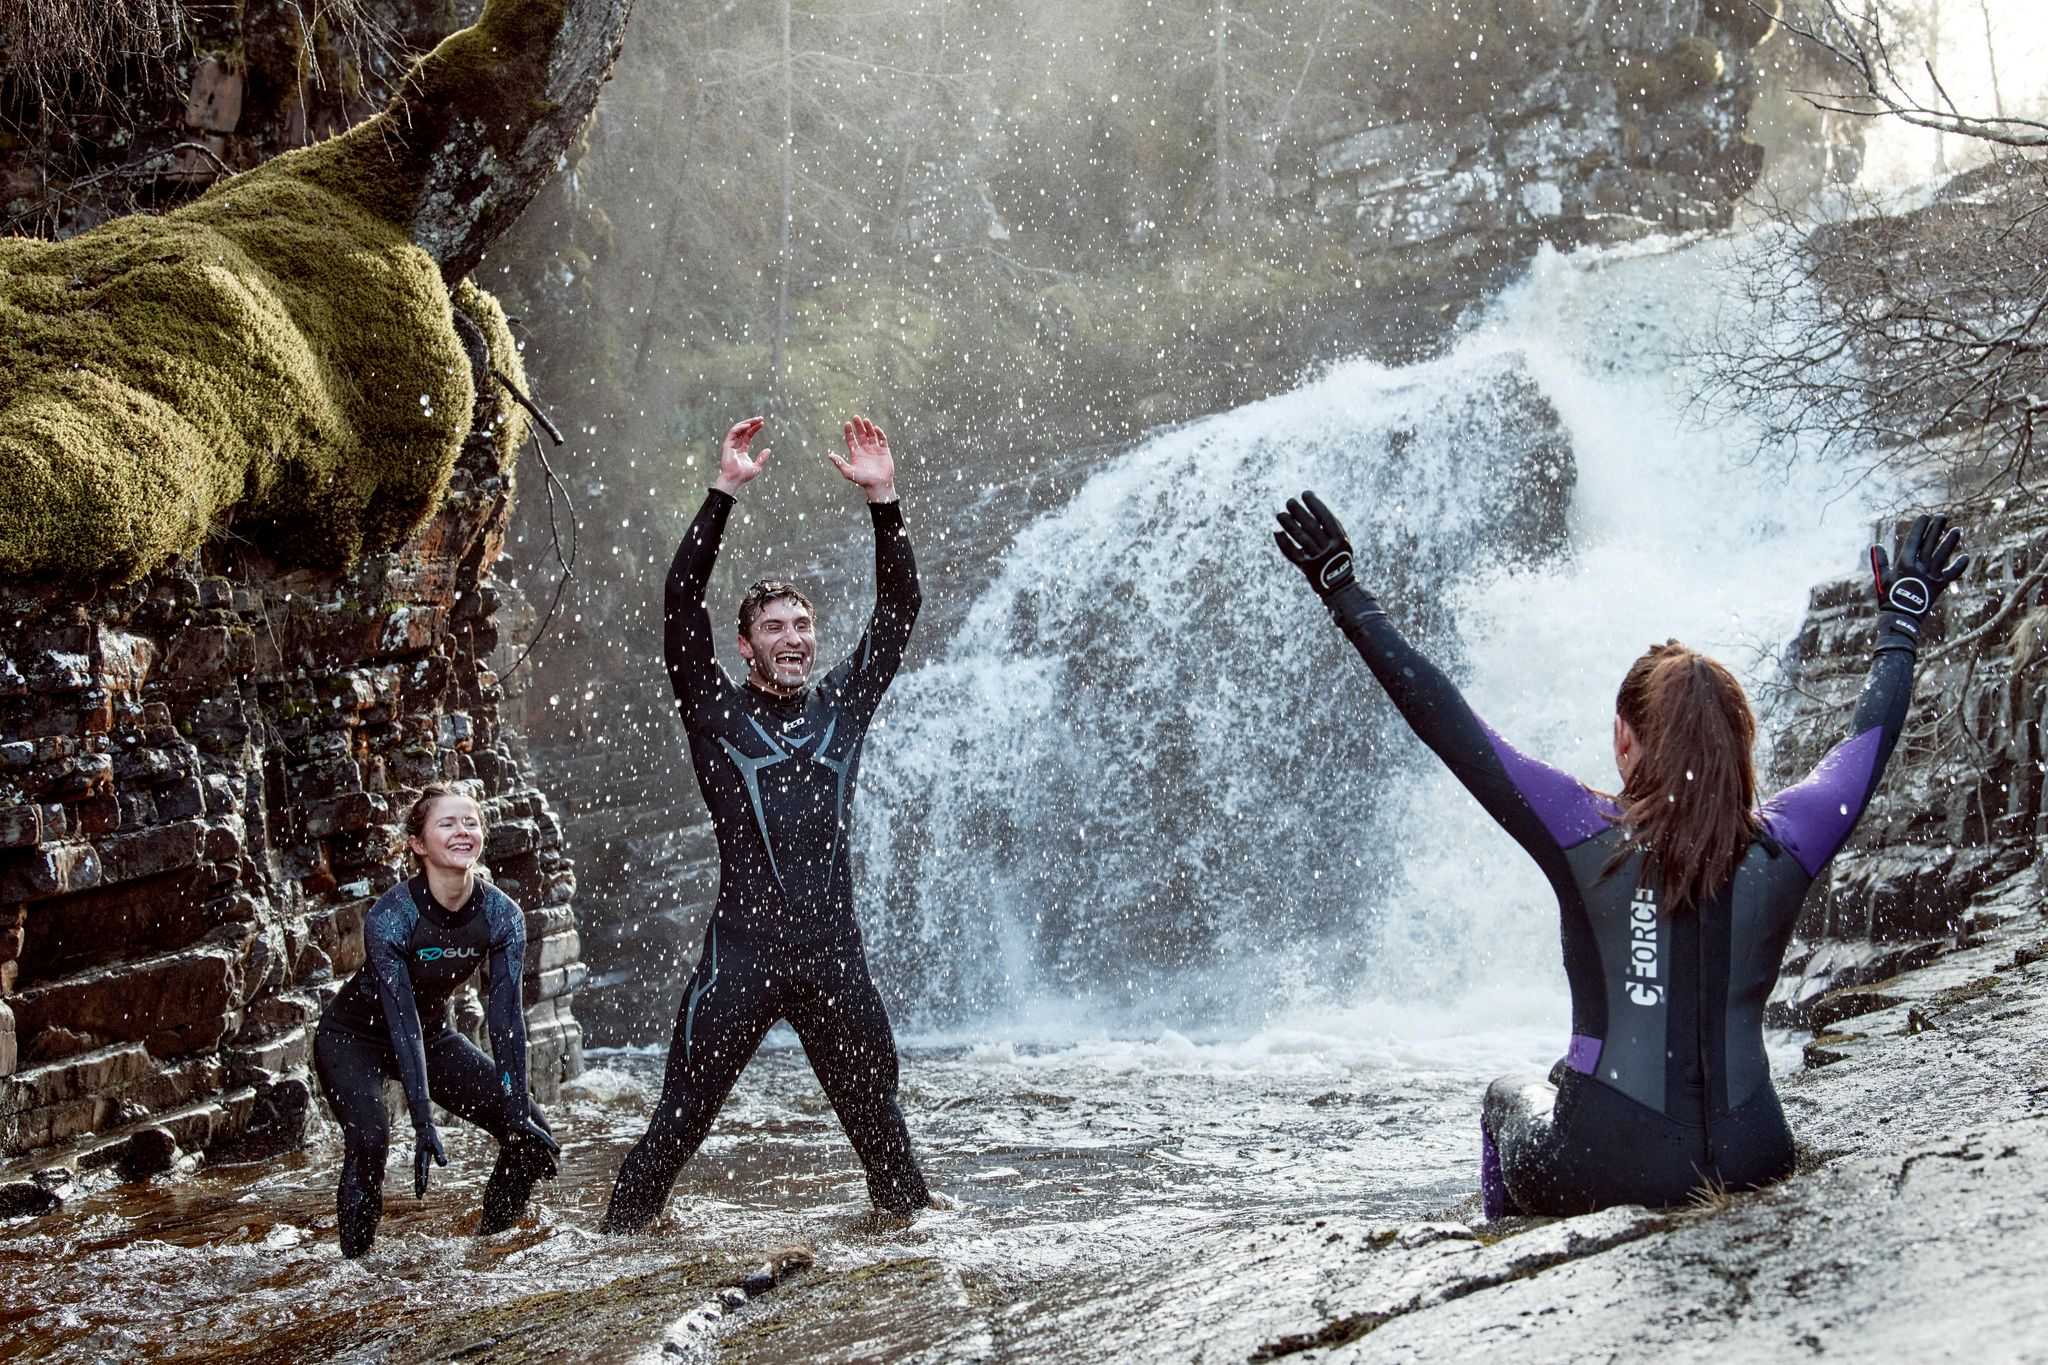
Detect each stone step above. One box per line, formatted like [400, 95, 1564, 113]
[8, 938, 243, 1059]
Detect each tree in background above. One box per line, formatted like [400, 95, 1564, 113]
[1695, 0, 2047, 497]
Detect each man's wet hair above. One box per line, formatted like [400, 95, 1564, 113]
[738, 579, 815, 634]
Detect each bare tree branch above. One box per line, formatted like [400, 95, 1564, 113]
[1779, 0, 2048, 148]
[1689, 146, 2048, 502]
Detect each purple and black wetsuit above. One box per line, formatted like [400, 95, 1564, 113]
[1323, 577, 1917, 1216]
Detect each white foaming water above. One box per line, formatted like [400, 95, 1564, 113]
[1366, 235, 1888, 1043]
[861, 231, 1884, 1054]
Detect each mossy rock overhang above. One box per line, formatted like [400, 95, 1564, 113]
[0, 157, 527, 587]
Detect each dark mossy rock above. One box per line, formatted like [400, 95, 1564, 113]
[1618, 37, 1726, 111]
[1704, 0, 1783, 49]
[0, 170, 528, 586]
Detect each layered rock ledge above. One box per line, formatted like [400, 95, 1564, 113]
[1768, 497, 2047, 1018]
[0, 384, 585, 1207]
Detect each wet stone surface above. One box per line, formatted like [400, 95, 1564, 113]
[0, 1021, 1525, 1363]
[4, 896, 2044, 1362]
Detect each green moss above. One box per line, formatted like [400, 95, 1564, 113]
[452, 277, 529, 476]
[0, 169, 473, 583]
[0, 0, 575, 585]
[1933, 975, 2002, 1008]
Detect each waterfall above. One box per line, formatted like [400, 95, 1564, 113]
[858, 233, 1884, 1039]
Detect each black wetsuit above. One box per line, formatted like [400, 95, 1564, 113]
[601, 488, 929, 1231]
[313, 875, 553, 1256]
[1324, 581, 1915, 1215]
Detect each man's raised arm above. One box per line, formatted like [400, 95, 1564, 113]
[829, 416, 921, 701]
[664, 417, 770, 716]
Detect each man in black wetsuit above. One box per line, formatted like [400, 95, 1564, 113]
[602, 415, 932, 1232]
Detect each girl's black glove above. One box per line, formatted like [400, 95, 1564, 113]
[413, 1123, 448, 1198]
[503, 1102, 562, 1180]
[1871, 514, 1969, 643]
[1274, 491, 1358, 600]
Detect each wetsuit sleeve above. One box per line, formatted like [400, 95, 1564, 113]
[1325, 582, 1611, 870]
[828, 499, 921, 707]
[364, 894, 436, 1132]
[664, 489, 737, 729]
[483, 891, 531, 1107]
[1759, 619, 1917, 878]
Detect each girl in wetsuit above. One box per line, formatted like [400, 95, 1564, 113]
[312, 783, 560, 1256]
[1273, 494, 1968, 1217]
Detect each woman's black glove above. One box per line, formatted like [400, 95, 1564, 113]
[503, 1102, 562, 1180]
[1870, 513, 1969, 644]
[413, 1123, 448, 1198]
[1274, 491, 1358, 600]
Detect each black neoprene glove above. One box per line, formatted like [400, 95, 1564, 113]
[503, 1099, 562, 1180]
[1870, 513, 1969, 646]
[1274, 491, 1358, 600]
[413, 1123, 448, 1198]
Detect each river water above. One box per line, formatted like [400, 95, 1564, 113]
[2, 232, 1879, 1361]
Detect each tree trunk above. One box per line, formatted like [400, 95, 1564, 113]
[1212, 0, 1233, 233]
[1927, 0, 1947, 172]
[1977, 0, 2004, 118]
[298, 0, 638, 284]
[772, 0, 795, 415]
[630, 57, 706, 393]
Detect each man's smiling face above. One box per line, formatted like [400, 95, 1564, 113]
[739, 597, 816, 693]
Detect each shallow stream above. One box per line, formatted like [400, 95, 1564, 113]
[4, 230, 1885, 1361]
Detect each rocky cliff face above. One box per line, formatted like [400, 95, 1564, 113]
[0, 381, 584, 1204]
[1767, 496, 2046, 1021]
[1293, 0, 1774, 351]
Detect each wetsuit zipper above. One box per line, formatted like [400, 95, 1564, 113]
[1695, 909, 1714, 1184]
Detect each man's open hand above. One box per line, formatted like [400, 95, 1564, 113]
[712, 416, 771, 496]
[830, 415, 897, 503]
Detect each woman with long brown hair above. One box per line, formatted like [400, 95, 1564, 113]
[1273, 494, 1968, 1216]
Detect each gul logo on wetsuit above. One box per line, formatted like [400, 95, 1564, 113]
[417, 946, 482, 962]
[1889, 576, 1930, 614]
[1626, 887, 1663, 1006]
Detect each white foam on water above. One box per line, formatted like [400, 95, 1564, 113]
[559, 1065, 649, 1104]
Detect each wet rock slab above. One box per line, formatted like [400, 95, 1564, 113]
[738, 900, 2048, 1365]
[371, 1245, 814, 1365]
[1260, 904, 2048, 1363]
[1334, 1114, 2047, 1363]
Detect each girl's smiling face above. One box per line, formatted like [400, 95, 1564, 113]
[410, 794, 484, 873]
